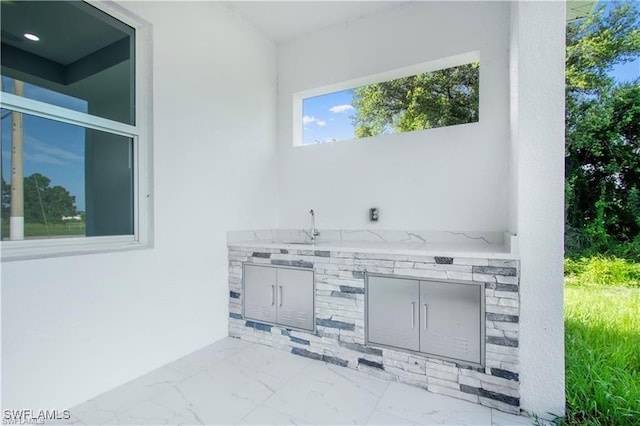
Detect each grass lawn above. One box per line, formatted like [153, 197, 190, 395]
[1, 221, 85, 239]
[563, 281, 640, 425]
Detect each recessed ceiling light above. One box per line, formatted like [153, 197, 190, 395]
[24, 33, 40, 42]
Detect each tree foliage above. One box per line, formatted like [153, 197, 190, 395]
[565, 1, 640, 260]
[24, 173, 77, 224]
[566, 2, 640, 97]
[351, 63, 479, 138]
[1, 173, 77, 224]
[1, 177, 9, 219]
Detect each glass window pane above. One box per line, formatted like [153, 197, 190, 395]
[1, 109, 133, 239]
[1, 1, 135, 124]
[301, 62, 479, 145]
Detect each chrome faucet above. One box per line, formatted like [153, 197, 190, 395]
[309, 209, 320, 242]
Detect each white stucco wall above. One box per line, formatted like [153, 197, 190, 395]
[276, 1, 511, 232]
[1, 0, 567, 418]
[511, 1, 566, 417]
[1, 1, 278, 410]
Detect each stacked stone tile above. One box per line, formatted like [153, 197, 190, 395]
[228, 244, 521, 414]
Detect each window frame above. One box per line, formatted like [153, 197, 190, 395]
[293, 50, 480, 146]
[0, 0, 153, 261]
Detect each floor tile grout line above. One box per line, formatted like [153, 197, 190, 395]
[222, 340, 315, 424]
[166, 339, 258, 378]
[233, 401, 268, 425]
[250, 346, 315, 415]
[71, 340, 251, 425]
[149, 398, 195, 423]
[146, 353, 267, 426]
[267, 350, 394, 425]
[368, 380, 426, 426]
[127, 399, 196, 425]
[364, 379, 393, 424]
[323, 362, 393, 400]
[71, 403, 123, 425]
[47, 414, 86, 426]
[256, 345, 390, 425]
[160, 340, 259, 388]
[491, 408, 536, 426]
[72, 369, 196, 426]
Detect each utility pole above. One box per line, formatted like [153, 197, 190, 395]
[10, 80, 24, 240]
[0, 78, 2, 239]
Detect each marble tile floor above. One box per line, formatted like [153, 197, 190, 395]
[56, 337, 536, 425]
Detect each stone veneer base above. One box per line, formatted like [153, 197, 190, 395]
[228, 244, 522, 414]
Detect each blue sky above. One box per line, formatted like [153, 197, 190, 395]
[611, 58, 640, 83]
[303, 89, 357, 144]
[1, 77, 87, 211]
[603, 1, 640, 85]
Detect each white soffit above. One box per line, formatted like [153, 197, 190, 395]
[566, 0, 597, 22]
[226, 1, 408, 44]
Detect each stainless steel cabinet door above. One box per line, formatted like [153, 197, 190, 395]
[276, 268, 314, 331]
[367, 276, 420, 351]
[244, 264, 277, 323]
[419, 280, 481, 364]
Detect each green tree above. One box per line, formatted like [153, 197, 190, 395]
[566, 2, 640, 97]
[565, 1, 640, 258]
[351, 63, 479, 138]
[23, 173, 77, 224]
[1, 177, 9, 219]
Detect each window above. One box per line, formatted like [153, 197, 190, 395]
[0, 1, 152, 260]
[294, 52, 480, 146]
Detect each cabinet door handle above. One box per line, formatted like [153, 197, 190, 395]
[423, 304, 428, 330]
[411, 302, 416, 329]
[279, 286, 283, 307]
[271, 285, 275, 306]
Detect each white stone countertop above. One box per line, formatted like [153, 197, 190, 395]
[228, 231, 518, 260]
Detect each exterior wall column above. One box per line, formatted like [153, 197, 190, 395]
[510, 1, 566, 418]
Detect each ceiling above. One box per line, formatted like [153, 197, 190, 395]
[1, 1, 131, 65]
[227, 1, 409, 44]
[1, 0, 134, 121]
[227, 1, 597, 45]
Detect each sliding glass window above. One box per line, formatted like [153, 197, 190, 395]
[1, 0, 140, 243]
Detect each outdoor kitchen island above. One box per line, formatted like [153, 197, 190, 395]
[228, 230, 521, 414]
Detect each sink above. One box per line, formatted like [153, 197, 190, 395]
[282, 241, 327, 246]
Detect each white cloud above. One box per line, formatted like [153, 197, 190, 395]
[30, 139, 82, 161]
[22, 136, 83, 166]
[303, 115, 326, 127]
[329, 104, 354, 114]
[23, 151, 67, 166]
